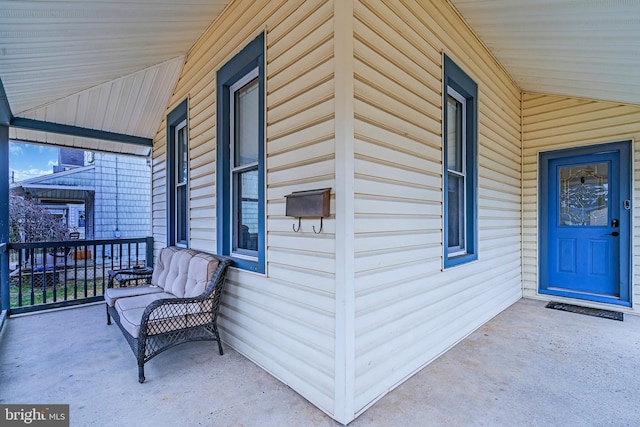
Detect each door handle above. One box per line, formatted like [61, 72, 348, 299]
[606, 231, 620, 237]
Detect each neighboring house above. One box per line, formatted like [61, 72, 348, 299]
[10, 149, 151, 242]
[2, 1, 640, 425]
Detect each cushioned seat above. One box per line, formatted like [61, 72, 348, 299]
[115, 292, 176, 313]
[104, 286, 163, 307]
[105, 247, 231, 383]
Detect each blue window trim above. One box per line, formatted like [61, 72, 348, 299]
[166, 98, 189, 247]
[443, 55, 478, 268]
[216, 33, 265, 273]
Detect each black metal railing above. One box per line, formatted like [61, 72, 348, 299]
[5, 237, 153, 315]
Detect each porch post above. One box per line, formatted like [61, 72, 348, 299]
[333, 0, 356, 423]
[145, 236, 154, 268]
[0, 123, 9, 313]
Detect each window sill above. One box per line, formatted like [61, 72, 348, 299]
[444, 252, 478, 269]
[230, 256, 264, 274]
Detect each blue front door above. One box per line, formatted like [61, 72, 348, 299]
[539, 142, 631, 306]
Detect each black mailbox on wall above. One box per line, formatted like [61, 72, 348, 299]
[285, 188, 331, 233]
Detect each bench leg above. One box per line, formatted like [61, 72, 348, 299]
[217, 339, 224, 356]
[138, 365, 145, 383]
[106, 304, 111, 325]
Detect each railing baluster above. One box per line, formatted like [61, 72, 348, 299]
[44, 245, 50, 304]
[29, 248, 35, 306]
[6, 237, 152, 314]
[51, 246, 56, 303]
[73, 245, 78, 300]
[101, 242, 106, 295]
[63, 245, 69, 301]
[93, 243, 97, 298]
[83, 245, 88, 298]
[17, 249, 23, 307]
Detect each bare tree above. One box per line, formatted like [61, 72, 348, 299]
[9, 195, 69, 243]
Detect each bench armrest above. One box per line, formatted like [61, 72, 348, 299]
[108, 268, 153, 288]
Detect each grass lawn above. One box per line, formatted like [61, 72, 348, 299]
[10, 276, 106, 308]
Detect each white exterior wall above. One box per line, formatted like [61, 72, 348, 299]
[152, 0, 339, 417]
[152, 0, 528, 423]
[351, 0, 523, 413]
[522, 92, 640, 313]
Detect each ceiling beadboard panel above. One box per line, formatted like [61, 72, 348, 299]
[0, 0, 230, 115]
[450, 0, 640, 106]
[18, 56, 185, 139]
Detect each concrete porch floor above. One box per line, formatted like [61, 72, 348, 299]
[1, 298, 639, 426]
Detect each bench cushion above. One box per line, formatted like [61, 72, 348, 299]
[183, 253, 220, 298]
[150, 247, 181, 288]
[104, 286, 163, 307]
[109, 248, 226, 339]
[160, 249, 197, 296]
[116, 292, 176, 338]
[115, 292, 176, 312]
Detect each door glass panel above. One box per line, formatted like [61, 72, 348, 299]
[559, 163, 608, 226]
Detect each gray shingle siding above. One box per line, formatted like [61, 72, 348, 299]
[93, 153, 151, 240]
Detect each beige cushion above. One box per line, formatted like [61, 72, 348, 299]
[183, 253, 220, 298]
[161, 250, 197, 296]
[115, 293, 176, 338]
[118, 307, 148, 338]
[104, 286, 163, 307]
[112, 248, 223, 338]
[150, 247, 181, 288]
[114, 292, 175, 312]
[119, 308, 210, 338]
[116, 295, 205, 338]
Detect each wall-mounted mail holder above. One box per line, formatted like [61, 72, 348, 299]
[285, 188, 331, 234]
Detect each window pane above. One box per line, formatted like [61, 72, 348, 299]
[447, 173, 465, 250]
[234, 169, 259, 252]
[559, 163, 608, 226]
[234, 78, 259, 166]
[176, 185, 187, 243]
[447, 95, 463, 173]
[177, 126, 187, 184]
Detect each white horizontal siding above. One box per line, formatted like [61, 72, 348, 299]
[152, 0, 338, 418]
[352, 0, 522, 413]
[522, 92, 640, 313]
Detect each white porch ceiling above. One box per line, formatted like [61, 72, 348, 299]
[0, 0, 231, 154]
[450, 0, 640, 106]
[0, 0, 638, 156]
[8, 56, 185, 156]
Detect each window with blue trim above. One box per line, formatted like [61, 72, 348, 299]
[443, 55, 477, 267]
[167, 99, 189, 247]
[217, 34, 265, 273]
